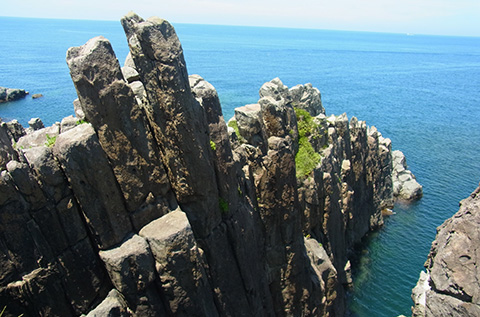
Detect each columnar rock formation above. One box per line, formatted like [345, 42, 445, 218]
[392, 150, 423, 201]
[412, 184, 480, 316]
[0, 12, 420, 316]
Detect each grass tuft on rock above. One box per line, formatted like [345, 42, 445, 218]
[295, 108, 321, 178]
[210, 140, 216, 151]
[45, 134, 57, 148]
[228, 120, 245, 143]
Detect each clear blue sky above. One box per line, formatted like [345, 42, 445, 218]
[2, 0, 480, 36]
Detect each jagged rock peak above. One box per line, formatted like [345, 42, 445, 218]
[412, 184, 480, 316]
[0, 12, 423, 317]
[259, 77, 325, 116]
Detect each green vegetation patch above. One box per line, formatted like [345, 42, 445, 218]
[296, 137, 321, 178]
[210, 140, 216, 151]
[228, 120, 245, 143]
[294, 108, 321, 179]
[219, 197, 229, 213]
[76, 119, 87, 125]
[45, 134, 57, 148]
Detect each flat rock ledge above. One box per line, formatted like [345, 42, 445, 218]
[412, 183, 480, 316]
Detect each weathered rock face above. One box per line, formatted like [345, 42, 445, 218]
[66, 35, 173, 230]
[412, 184, 480, 316]
[0, 12, 420, 317]
[121, 12, 222, 239]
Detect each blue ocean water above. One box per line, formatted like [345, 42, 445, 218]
[1, 16, 480, 316]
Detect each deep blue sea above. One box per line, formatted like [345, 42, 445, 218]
[1, 16, 480, 316]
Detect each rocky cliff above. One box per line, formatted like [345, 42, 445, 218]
[0, 12, 420, 316]
[411, 184, 480, 316]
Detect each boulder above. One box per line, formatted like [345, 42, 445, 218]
[2, 119, 25, 142]
[234, 103, 268, 151]
[289, 83, 325, 116]
[259, 77, 290, 102]
[392, 150, 423, 201]
[121, 66, 140, 83]
[139, 209, 218, 316]
[86, 289, 132, 317]
[28, 117, 45, 131]
[99, 234, 156, 303]
[60, 115, 78, 133]
[32, 93, 43, 99]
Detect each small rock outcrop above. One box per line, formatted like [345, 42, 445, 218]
[0, 12, 421, 316]
[0, 87, 28, 103]
[412, 184, 480, 316]
[392, 150, 423, 201]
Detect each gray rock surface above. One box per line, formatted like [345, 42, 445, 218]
[121, 66, 140, 83]
[28, 117, 45, 131]
[412, 184, 480, 316]
[139, 209, 218, 316]
[0, 87, 28, 102]
[2, 119, 25, 142]
[121, 12, 221, 239]
[53, 124, 132, 249]
[67, 35, 173, 228]
[392, 150, 423, 200]
[99, 235, 155, 300]
[86, 289, 132, 317]
[0, 12, 422, 317]
[17, 123, 59, 149]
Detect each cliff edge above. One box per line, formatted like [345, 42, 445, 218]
[0, 12, 421, 316]
[412, 184, 480, 316]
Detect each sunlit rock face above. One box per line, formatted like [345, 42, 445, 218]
[0, 12, 417, 317]
[412, 184, 480, 317]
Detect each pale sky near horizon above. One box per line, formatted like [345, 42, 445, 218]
[2, 0, 480, 36]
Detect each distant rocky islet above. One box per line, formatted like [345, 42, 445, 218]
[0, 87, 44, 106]
[0, 87, 28, 103]
[0, 12, 443, 317]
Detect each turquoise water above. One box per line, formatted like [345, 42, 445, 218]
[1, 17, 480, 316]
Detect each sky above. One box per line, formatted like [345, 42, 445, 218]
[2, 0, 480, 36]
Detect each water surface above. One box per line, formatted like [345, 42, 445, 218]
[1, 16, 480, 316]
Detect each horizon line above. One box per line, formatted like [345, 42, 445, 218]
[1, 14, 479, 39]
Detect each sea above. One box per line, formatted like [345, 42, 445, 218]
[1, 16, 480, 316]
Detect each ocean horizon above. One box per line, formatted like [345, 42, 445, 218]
[1, 16, 480, 316]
